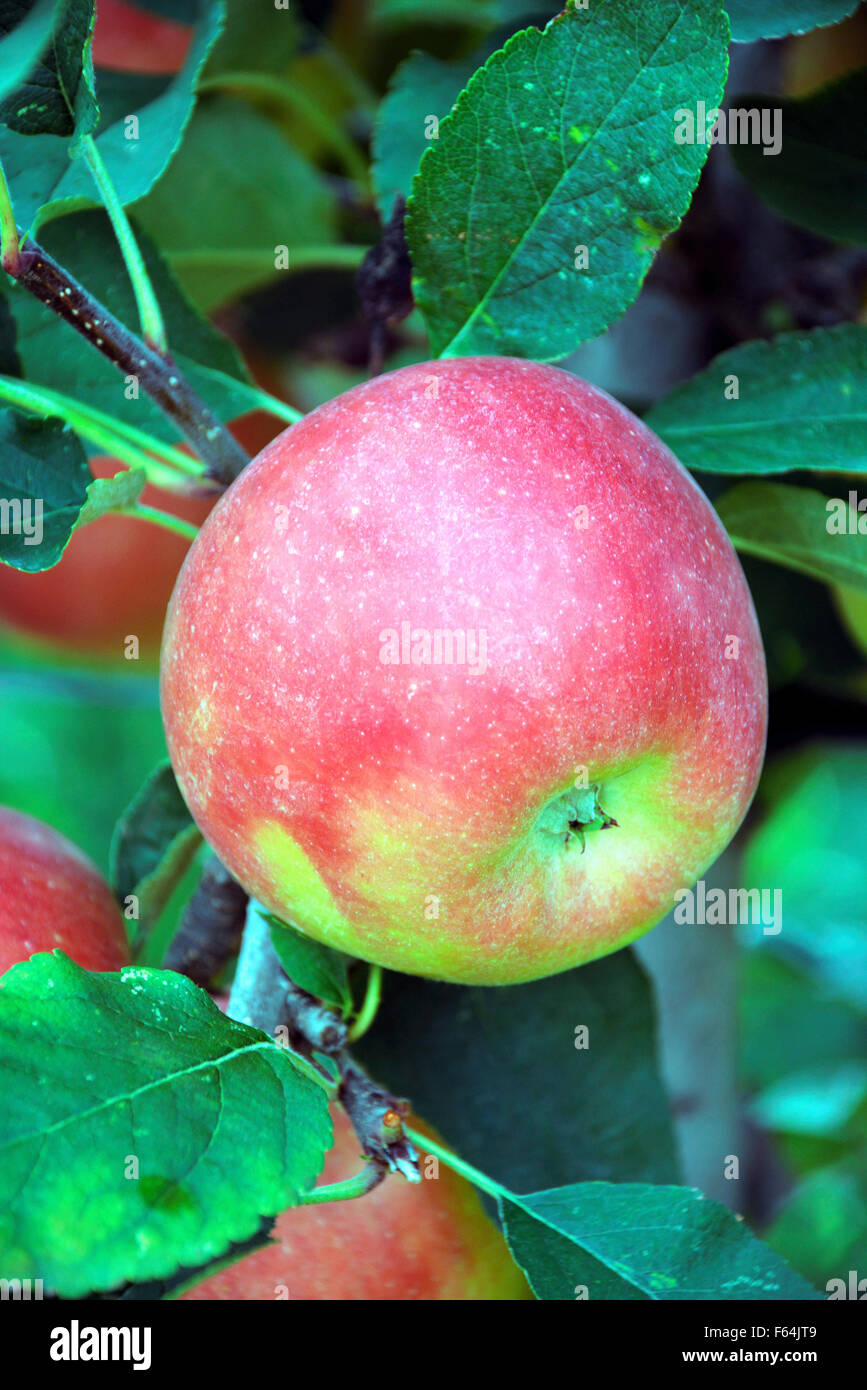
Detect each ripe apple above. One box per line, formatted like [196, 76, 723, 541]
[91, 0, 192, 74]
[161, 357, 767, 985]
[180, 1104, 529, 1300]
[0, 806, 129, 976]
[0, 414, 281, 665]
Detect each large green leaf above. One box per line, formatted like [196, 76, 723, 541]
[356, 950, 678, 1193]
[716, 481, 867, 593]
[133, 95, 337, 313]
[0, 954, 330, 1296]
[501, 1184, 820, 1300]
[731, 71, 867, 248]
[645, 325, 867, 475]
[726, 0, 859, 43]
[0, 410, 90, 569]
[0, 455, 149, 574]
[0, 0, 221, 232]
[372, 51, 477, 219]
[5, 208, 262, 443]
[406, 0, 729, 360]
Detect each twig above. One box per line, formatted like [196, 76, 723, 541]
[337, 1054, 419, 1182]
[163, 853, 249, 984]
[10, 236, 250, 485]
[355, 196, 413, 375]
[226, 898, 418, 1181]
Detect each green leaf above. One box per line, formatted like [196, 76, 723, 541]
[731, 72, 867, 248]
[355, 950, 678, 1193]
[716, 481, 867, 593]
[740, 952, 867, 1092]
[742, 743, 867, 1012]
[372, 51, 477, 220]
[0, 0, 60, 109]
[749, 1061, 867, 1137]
[0, 954, 330, 1296]
[726, 0, 858, 43]
[109, 761, 202, 937]
[0, 0, 221, 232]
[133, 95, 337, 313]
[267, 908, 353, 1016]
[77, 463, 147, 525]
[371, 0, 496, 27]
[501, 1184, 821, 1300]
[406, 0, 729, 360]
[0, 411, 90, 571]
[0, 0, 97, 139]
[645, 325, 867, 475]
[204, 0, 300, 76]
[5, 208, 262, 444]
[767, 1162, 867, 1287]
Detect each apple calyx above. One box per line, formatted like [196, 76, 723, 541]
[534, 782, 619, 853]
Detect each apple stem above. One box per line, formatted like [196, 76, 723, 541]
[163, 853, 248, 982]
[80, 135, 168, 354]
[347, 963, 382, 1041]
[404, 1126, 514, 1204]
[226, 899, 420, 1180]
[0, 159, 20, 276]
[298, 1162, 386, 1206]
[8, 235, 251, 485]
[121, 504, 200, 542]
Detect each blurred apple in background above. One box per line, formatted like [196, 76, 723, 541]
[0, 413, 281, 666]
[181, 1104, 529, 1300]
[92, 0, 192, 74]
[0, 806, 129, 976]
[783, 7, 867, 95]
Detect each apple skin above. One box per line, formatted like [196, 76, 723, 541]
[0, 807, 129, 976]
[0, 414, 280, 665]
[91, 0, 191, 74]
[180, 1105, 529, 1301]
[160, 357, 768, 985]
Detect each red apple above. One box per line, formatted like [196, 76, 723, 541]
[180, 1105, 528, 1300]
[160, 358, 767, 985]
[92, 0, 192, 74]
[0, 807, 129, 976]
[0, 414, 281, 665]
